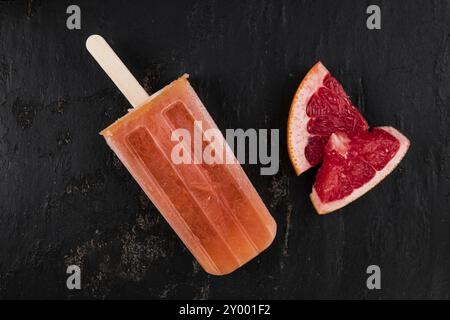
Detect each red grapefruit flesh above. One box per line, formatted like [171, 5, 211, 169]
[311, 127, 410, 214]
[288, 62, 368, 175]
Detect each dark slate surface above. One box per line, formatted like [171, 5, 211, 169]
[0, 0, 448, 299]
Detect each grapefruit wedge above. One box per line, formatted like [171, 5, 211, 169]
[311, 127, 410, 214]
[287, 62, 368, 175]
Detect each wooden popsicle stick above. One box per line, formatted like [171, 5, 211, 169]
[86, 35, 149, 108]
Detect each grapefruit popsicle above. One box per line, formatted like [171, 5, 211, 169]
[86, 35, 276, 275]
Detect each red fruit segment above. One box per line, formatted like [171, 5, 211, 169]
[348, 129, 401, 171]
[305, 74, 368, 166]
[311, 127, 410, 214]
[287, 62, 368, 175]
[304, 135, 329, 167]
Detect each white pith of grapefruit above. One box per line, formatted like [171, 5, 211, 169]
[288, 62, 329, 175]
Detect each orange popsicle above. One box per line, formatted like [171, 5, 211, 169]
[87, 35, 276, 275]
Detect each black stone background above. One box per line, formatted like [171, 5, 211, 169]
[0, 0, 448, 300]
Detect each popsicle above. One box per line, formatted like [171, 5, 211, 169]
[86, 35, 276, 275]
